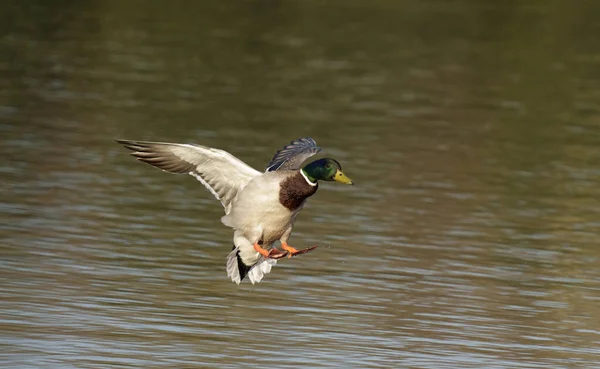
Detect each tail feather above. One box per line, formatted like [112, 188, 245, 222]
[247, 257, 276, 283]
[234, 245, 252, 281]
[226, 245, 277, 285]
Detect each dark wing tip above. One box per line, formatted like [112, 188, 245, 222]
[115, 139, 194, 174]
[115, 139, 145, 152]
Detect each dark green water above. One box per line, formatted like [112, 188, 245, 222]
[2, 1, 600, 368]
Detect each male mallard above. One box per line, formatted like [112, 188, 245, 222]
[116, 137, 353, 284]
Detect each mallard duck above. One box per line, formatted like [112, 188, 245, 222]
[116, 137, 353, 284]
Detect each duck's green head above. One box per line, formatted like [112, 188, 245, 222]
[301, 158, 354, 185]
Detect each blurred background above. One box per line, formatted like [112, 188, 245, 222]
[2, 0, 600, 368]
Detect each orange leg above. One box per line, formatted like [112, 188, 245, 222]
[253, 242, 288, 259]
[281, 241, 318, 258]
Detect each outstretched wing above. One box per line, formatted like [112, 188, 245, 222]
[265, 137, 321, 172]
[116, 140, 261, 214]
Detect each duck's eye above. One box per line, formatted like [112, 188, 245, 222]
[325, 164, 331, 169]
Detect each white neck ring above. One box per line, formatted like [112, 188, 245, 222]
[300, 170, 317, 186]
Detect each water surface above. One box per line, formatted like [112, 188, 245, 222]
[2, 1, 600, 368]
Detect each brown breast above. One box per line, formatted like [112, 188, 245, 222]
[279, 172, 319, 210]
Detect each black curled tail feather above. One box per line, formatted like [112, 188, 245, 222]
[237, 251, 253, 282]
[232, 245, 252, 282]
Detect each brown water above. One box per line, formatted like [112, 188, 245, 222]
[2, 1, 600, 368]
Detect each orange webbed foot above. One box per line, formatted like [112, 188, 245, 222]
[281, 242, 318, 258]
[253, 242, 288, 259]
[266, 248, 289, 259]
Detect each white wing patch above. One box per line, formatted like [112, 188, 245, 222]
[116, 140, 261, 214]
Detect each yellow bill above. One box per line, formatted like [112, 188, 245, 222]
[333, 169, 354, 185]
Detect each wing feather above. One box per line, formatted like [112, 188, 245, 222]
[265, 137, 321, 171]
[116, 140, 260, 214]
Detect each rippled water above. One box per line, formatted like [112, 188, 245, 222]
[2, 1, 600, 368]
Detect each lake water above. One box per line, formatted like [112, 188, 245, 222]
[2, 1, 600, 368]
